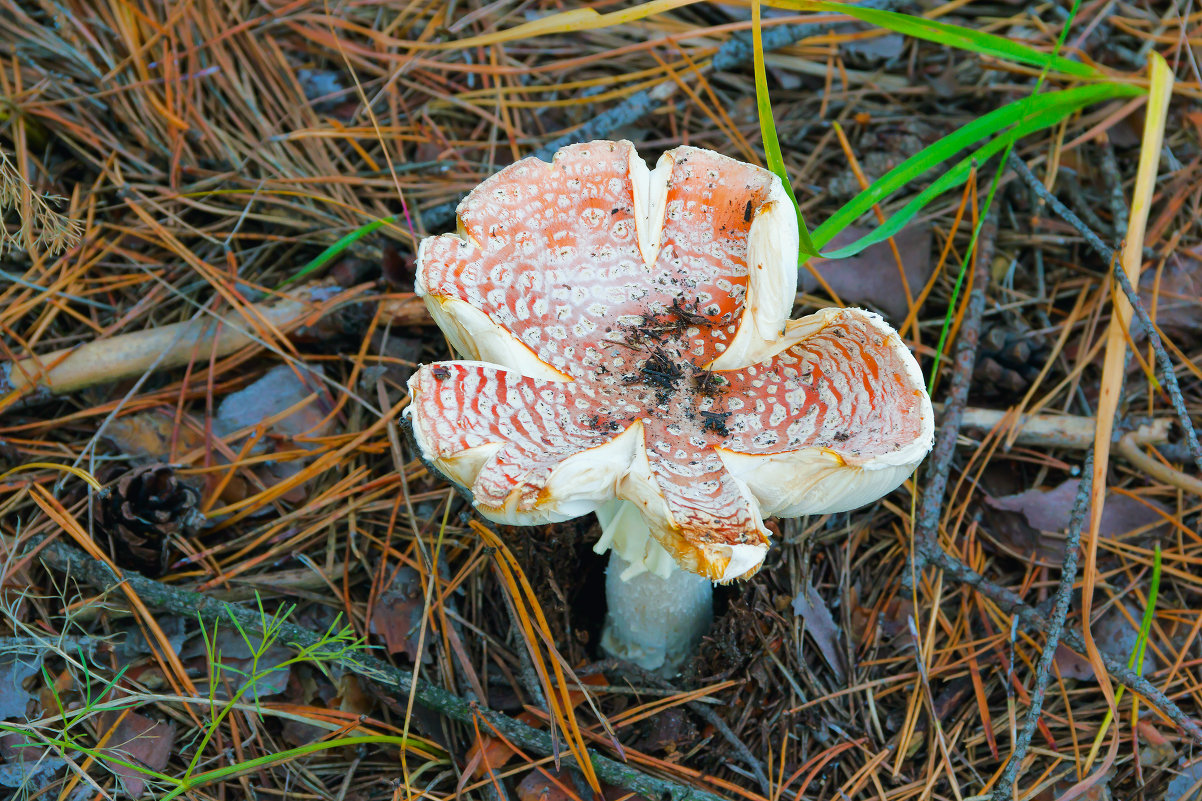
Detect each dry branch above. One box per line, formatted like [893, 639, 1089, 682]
[33, 536, 730, 801]
[954, 407, 1171, 450]
[914, 206, 998, 567]
[0, 287, 427, 405]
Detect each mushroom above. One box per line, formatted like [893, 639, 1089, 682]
[406, 141, 934, 672]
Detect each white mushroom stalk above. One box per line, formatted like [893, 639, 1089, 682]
[405, 141, 934, 673]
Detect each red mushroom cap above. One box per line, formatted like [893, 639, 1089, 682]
[407, 141, 933, 581]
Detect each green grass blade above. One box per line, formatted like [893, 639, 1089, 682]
[277, 214, 399, 290]
[1132, 543, 1162, 677]
[812, 82, 1140, 256]
[752, 0, 821, 258]
[775, 1, 1100, 78]
[1090, 543, 1161, 749]
[924, 0, 1089, 387]
[162, 735, 440, 801]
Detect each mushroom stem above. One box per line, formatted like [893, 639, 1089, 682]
[601, 552, 713, 673]
[595, 501, 713, 673]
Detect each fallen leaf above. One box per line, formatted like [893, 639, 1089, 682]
[366, 332, 423, 397]
[0, 653, 41, 720]
[632, 706, 696, 755]
[0, 731, 66, 789]
[103, 409, 206, 466]
[98, 711, 176, 798]
[464, 674, 607, 779]
[297, 68, 346, 112]
[211, 363, 335, 505]
[116, 615, 187, 662]
[985, 479, 1170, 561]
[370, 566, 431, 663]
[792, 581, 847, 681]
[517, 770, 577, 801]
[0, 753, 66, 789]
[842, 33, 905, 62]
[336, 673, 374, 716]
[879, 596, 914, 640]
[1137, 720, 1177, 768]
[182, 627, 293, 701]
[214, 363, 332, 444]
[1054, 602, 1157, 682]
[1166, 758, 1202, 801]
[1139, 249, 1202, 347]
[1053, 643, 1095, 681]
[800, 224, 932, 322]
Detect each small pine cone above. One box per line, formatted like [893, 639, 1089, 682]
[973, 323, 1049, 399]
[100, 465, 201, 576]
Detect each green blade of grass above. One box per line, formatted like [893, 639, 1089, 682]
[1085, 543, 1161, 764]
[277, 214, 399, 290]
[924, 0, 1088, 387]
[766, 0, 1100, 78]
[753, 0, 822, 258]
[812, 82, 1141, 256]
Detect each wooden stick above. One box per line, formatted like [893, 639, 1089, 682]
[953, 406, 1172, 451]
[0, 287, 428, 404]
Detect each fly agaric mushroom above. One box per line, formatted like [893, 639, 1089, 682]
[406, 140, 933, 671]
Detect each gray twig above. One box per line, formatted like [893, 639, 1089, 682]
[419, 0, 913, 232]
[923, 544, 1202, 745]
[34, 537, 731, 801]
[1099, 143, 1129, 241]
[989, 453, 1092, 801]
[1006, 152, 1202, 473]
[912, 207, 999, 572]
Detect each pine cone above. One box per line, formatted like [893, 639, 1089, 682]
[101, 465, 201, 576]
[973, 324, 1048, 400]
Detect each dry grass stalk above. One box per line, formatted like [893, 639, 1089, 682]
[0, 149, 81, 255]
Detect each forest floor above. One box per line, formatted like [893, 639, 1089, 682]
[1, 2, 1201, 801]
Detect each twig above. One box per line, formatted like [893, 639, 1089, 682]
[1118, 431, 1202, 497]
[913, 207, 999, 571]
[1006, 152, 1202, 473]
[1099, 143, 1129, 241]
[951, 406, 1171, 451]
[0, 287, 427, 407]
[33, 537, 731, 801]
[923, 544, 1202, 746]
[990, 454, 1092, 801]
[582, 658, 772, 798]
[419, 0, 913, 232]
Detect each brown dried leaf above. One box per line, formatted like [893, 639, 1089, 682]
[182, 628, 293, 701]
[517, 770, 578, 801]
[1139, 248, 1202, 347]
[103, 410, 206, 465]
[369, 565, 428, 662]
[98, 711, 176, 798]
[464, 674, 607, 779]
[1054, 602, 1157, 682]
[985, 479, 1170, 560]
[842, 33, 905, 61]
[791, 581, 847, 681]
[1166, 758, 1202, 801]
[0, 732, 66, 789]
[1053, 643, 1095, 681]
[632, 706, 697, 755]
[801, 224, 932, 322]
